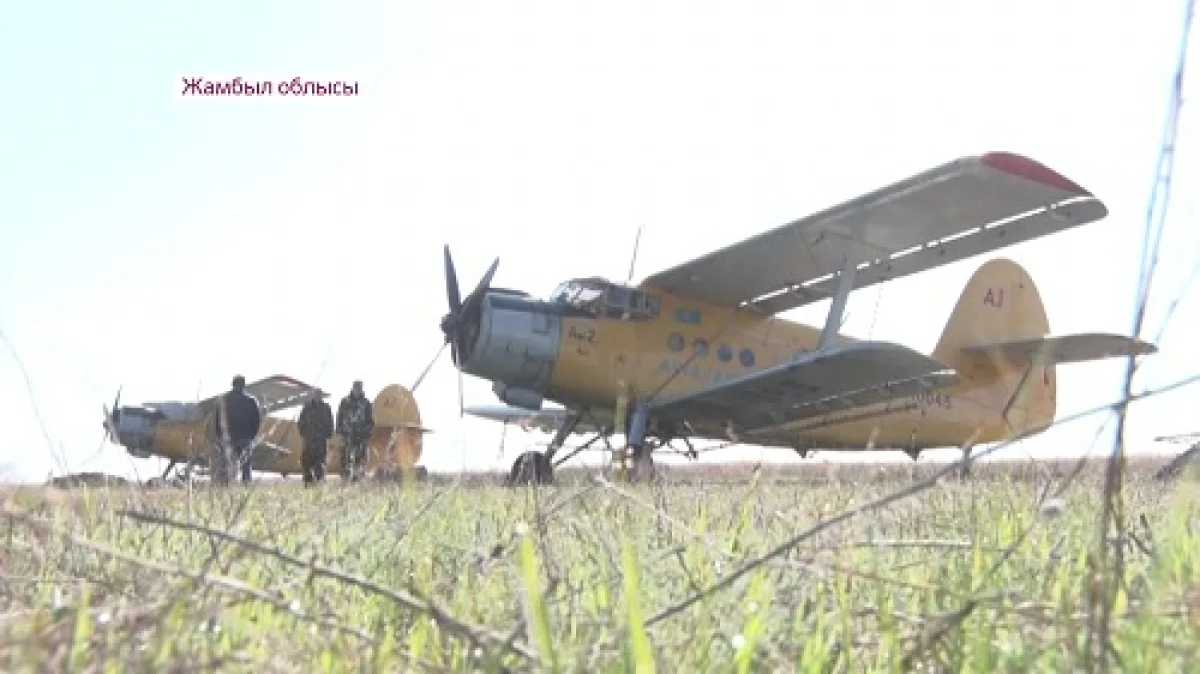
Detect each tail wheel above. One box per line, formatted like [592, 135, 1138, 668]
[508, 451, 553, 486]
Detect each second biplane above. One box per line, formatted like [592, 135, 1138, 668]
[102, 375, 432, 482]
[437, 152, 1158, 483]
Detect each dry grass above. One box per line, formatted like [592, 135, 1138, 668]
[1, 456, 1198, 672]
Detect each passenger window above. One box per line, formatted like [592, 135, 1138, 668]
[667, 332, 685, 352]
[739, 347, 756, 367]
[693, 338, 709, 358]
[717, 344, 733, 362]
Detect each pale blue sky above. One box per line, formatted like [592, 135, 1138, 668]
[1, 1, 1198, 482]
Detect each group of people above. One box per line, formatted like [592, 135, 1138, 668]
[296, 379, 375, 485]
[211, 376, 375, 486]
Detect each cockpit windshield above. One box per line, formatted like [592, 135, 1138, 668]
[550, 280, 605, 307]
[549, 278, 660, 320]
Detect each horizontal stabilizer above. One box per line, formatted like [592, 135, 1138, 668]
[960, 333, 1157, 366]
[650, 342, 960, 432]
[390, 422, 435, 434]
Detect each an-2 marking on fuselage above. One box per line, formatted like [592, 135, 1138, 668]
[568, 325, 596, 344]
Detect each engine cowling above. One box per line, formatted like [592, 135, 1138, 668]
[110, 407, 163, 459]
[462, 293, 563, 410]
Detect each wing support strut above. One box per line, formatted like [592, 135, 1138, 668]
[542, 409, 584, 464]
[552, 432, 614, 469]
[819, 255, 857, 351]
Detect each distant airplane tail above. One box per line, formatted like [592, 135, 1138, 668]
[372, 384, 430, 472]
[932, 257, 1156, 439]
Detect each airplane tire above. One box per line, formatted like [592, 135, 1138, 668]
[508, 451, 553, 486]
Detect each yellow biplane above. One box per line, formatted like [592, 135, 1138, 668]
[438, 152, 1158, 484]
[102, 375, 431, 482]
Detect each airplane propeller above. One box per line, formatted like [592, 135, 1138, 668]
[439, 244, 499, 416]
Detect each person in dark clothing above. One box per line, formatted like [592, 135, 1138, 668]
[213, 375, 263, 484]
[297, 391, 333, 485]
[336, 380, 374, 482]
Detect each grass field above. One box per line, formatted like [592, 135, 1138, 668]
[2, 456, 1198, 672]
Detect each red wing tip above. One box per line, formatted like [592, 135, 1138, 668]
[980, 152, 1091, 196]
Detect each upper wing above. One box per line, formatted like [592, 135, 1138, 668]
[648, 342, 960, 433]
[960, 333, 1157, 366]
[639, 152, 1106, 315]
[464, 404, 608, 435]
[243, 375, 327, 413]
[185, 375, 326, 416]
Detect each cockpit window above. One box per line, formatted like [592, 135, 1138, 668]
[551, 281, 604, 307]
[550, 278, 660, 320]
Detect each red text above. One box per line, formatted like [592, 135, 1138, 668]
[983, 287, 1005, 308]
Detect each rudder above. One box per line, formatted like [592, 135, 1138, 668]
[367, 384, 427, 474]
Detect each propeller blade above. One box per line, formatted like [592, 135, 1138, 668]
[456, 368, 464, 418]
[444, 245, 462, 317]
[463, 257, 499, 315]
[102, 386, 125, 444]
[458, 256, 496, 331]
[102, 404, 116, 442]
[456, 257, 499, 355]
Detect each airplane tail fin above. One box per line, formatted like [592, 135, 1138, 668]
[932, 257, 1156, 438]
[369, 384, 429, 474]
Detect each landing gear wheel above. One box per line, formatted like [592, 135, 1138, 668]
[508, 451, 554, 486]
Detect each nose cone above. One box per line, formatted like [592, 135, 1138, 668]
[441, 307, 483, 370]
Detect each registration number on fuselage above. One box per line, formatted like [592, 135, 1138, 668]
[907, 391, 952, 410]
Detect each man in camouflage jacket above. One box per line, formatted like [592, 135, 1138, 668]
[336, 380, 374, 482]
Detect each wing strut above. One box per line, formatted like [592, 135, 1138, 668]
[818, 256, 857, 351]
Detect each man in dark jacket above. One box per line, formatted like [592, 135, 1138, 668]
[297, 391, 333, 485]
[336, 380, 374, 482]
[213, 375, 263, 484]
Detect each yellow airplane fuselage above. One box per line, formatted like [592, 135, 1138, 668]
[543, 258, 1054, 451]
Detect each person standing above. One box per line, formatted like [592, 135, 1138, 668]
[297, 391, 333, 485]
[336, 380, 374, 482]
[213, 375, 262, 485]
